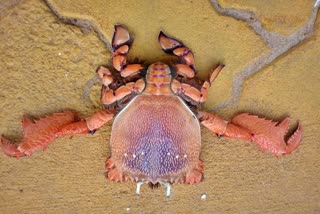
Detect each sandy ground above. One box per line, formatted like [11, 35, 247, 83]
[0, 0, 319, 213]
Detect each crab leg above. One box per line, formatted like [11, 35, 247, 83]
[158, 31, 196, 78]
[171, 64, 224, 103]
[112, 25, 144, 78]
[101, 80, 145, 106]
[1, 110, 114, 158]
[96, 66, 145, 105]
[158, 31, 225, 103]
[199, 112, 302, 156]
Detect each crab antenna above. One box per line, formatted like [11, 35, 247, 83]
[136, 182, 144, 195]
[164, 183, 171, 197]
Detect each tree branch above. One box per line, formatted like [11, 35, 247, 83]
[44, 0, 112, 52]
[44, 0, 113, 99]
[210, 0, 320, 111]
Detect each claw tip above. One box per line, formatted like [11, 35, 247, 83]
[158, 31, 166, 41]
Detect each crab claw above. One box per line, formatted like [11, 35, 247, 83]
[1, 112, 81, 157]
[0, 135, 25, 158]
[231, 113, 302, 156]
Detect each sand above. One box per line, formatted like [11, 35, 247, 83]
[0, 0, 319, 213]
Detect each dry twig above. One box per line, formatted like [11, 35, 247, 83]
[209, 0, 320, 111]
[44, 0, 112, 52]
[44, 0, 113, 98]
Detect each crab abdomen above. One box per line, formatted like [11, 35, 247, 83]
[109, 95, 201, 184]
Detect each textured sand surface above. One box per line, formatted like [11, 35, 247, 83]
[0, 0, 319, 213]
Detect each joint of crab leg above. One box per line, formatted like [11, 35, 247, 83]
[88, 130, 96, 134]
[199, 112, 253, 140]
[112, 55, 127, 71]
[101, 88, 117, 105]
[101, 79, 145, 105]
[113, 45, 129, 55]
[199, 112, 229, 135]
[173, 47, 190, 56]
[181, 84, 202, 102]
[209, 64, 225, 85]
[115, 79, 145, 97]
[171, 79, 181, 94]
[114, 83, 135, 98]
[86, 110, 114, 131]
[183, 52, 195, 66]
[57, 120, 91, 136]
[163, 183, 171, 197]
[120, 64, 144, 78]
[173, 48, 195, 66]
[96, 66, 114, 86]
[172, 79, 207, 103]
[199, 82, 209, 102]
[174, 82, 208, 103]
[198, 65, 225, 102]
[175, 64, 195, 78]
[135, 78, 146, 92]
[136, 182, 144, 195]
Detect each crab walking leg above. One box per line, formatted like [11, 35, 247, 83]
[158, 31, 195, 78]
[199, 112, 303, 156]
[96, 66, 145, 105]
[1, 110, 114, 158]
[200, 64, 225, 102]
[112, 25, 144, 78]
[96, 66, 114, 87]
[171, 64, 225, 103]
[101, 78, 145, 105]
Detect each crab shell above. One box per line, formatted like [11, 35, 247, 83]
[108, 63, 203, 184]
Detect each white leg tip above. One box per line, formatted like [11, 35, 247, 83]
[164, 183, 171, 197]
[136, 182, 143, 195]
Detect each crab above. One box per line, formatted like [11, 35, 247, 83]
[1, 25, 302, 197]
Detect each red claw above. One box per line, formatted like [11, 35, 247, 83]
[231, 113, 302, 156]
[0, 136, 25, 158]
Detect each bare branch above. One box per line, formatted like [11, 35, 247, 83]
[44, 0, 113, 99]
[44, 0, 112, 52]
[209, 0, 320, 111]
[81, 75, 100, 99]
